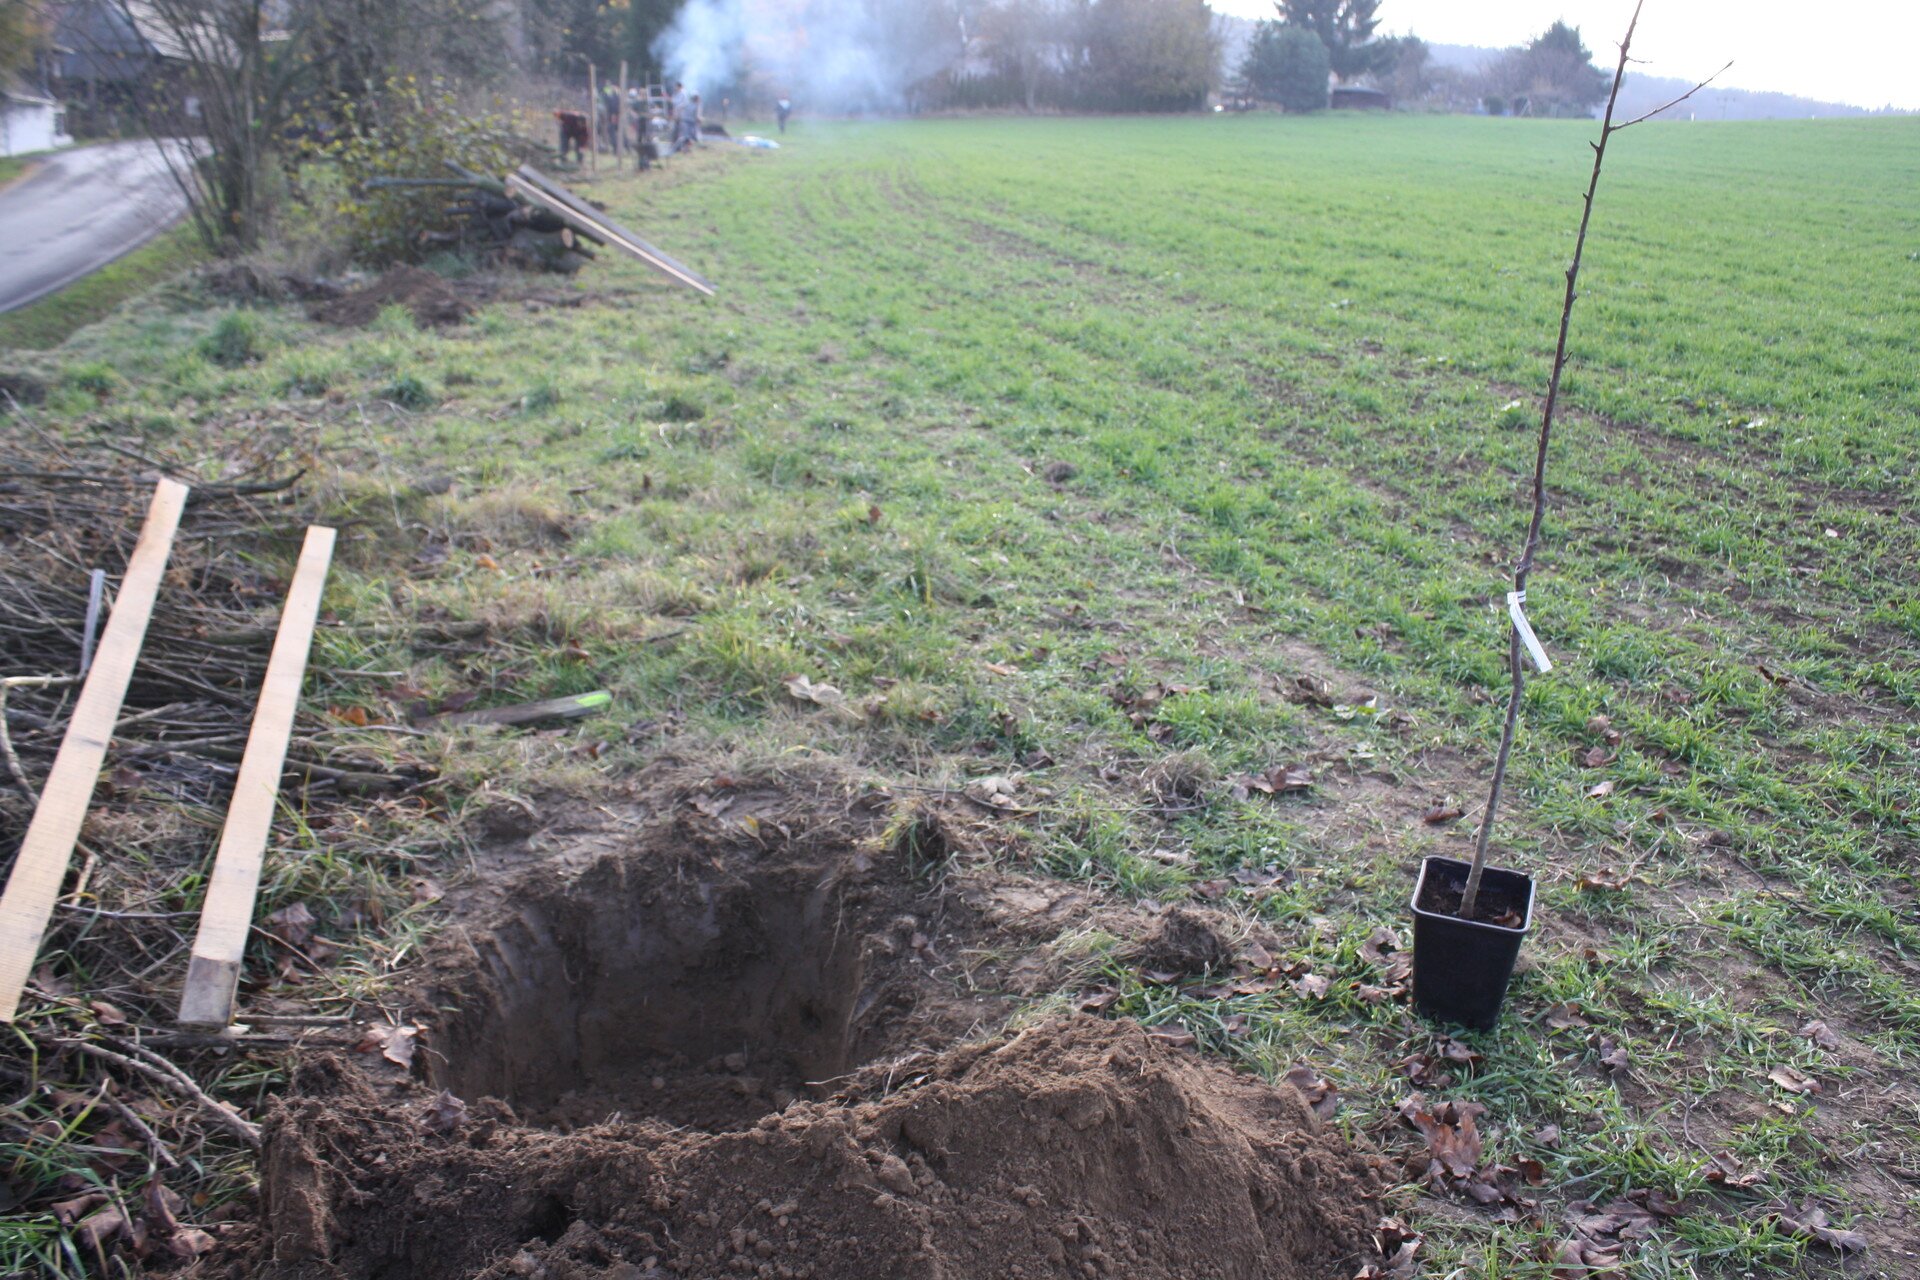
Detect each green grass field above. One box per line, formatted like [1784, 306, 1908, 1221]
[6, 112, 1918, 1276]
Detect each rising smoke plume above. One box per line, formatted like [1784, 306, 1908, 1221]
[654, 0, 962, 112]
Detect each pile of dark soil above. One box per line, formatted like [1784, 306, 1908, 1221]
[253, 1018, 1385, 1280]
[211, 792, 1390, 1279]
[309, 266, 478, 328]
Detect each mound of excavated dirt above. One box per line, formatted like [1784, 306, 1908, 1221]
[211, 788, 1388, 1280]
[309, 266, 477, 328]
[251, 1018, 1386, 1280]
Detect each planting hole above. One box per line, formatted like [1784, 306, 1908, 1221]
[428, 841, 951, 1132]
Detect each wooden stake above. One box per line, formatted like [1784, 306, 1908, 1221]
[619, 59, 630, 167]
[588, 64, 599, 172]
[177, 526, 336, 1029]
[0, 479, 189, 1022]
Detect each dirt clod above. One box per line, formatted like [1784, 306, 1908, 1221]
[1139, 907, 1234, 976]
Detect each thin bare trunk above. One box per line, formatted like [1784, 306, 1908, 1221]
[1459, 2, 1728, 917]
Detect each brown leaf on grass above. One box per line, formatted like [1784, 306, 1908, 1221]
[1230, 763, 1314, 800]
[143, 1177, 181, 1237]
[1592, 1036, 1631, 1074]
[1438, 1036, 1484, 1067]
[1546, 1236, 1624, 1279]
[1283, 1065, 1339, 1120]
[1401, 1053, 1452, 1089]
[88, 1000, 127, 1027]
[1766, 1064, 1821, 1095]
[983, 661, 1019, 676]
[422, 1090, 469, 1134]
[1798, 1019, 1840, 1050]
[1701, 1152, 1763, 1189]
[1368, 1217, 1422, 1278]
[1284, 673, 1335, 707]
[265, 901, 316, 949]
[1357, 926, 1401, 969]
[1396, 1094, 1486, 1181]
[1357, 983, 1399, 1005]
[964, 775, 1021, 811]
[1075, 989, 1119, 1014]
[52, 1192, 107, 1225]
[1544, 1003, 1590, 1030]
[1769, 1202, 1868, 1253]
[1421, 803, 1464, 825]
[164, 1228, 216, 1259]
[1579, 746, 1616, 768]
[1294, 973, 1332, 1000]
[1585, 780, 1616, 799]
[76, 1205, 130, 1252]
[1515, 1156, 1548, 1185]
[1144, 1026, 1196, 1049]
[782, 674, 846, 707]
[1533, 1124, 1562, 1148]
[1576, 868, 1631, 892]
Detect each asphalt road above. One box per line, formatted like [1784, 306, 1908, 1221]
[0, 140, 193, 314]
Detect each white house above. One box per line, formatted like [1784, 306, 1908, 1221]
[1, 83, 70, 157]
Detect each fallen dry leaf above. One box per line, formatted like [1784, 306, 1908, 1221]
[1585, 779, 1616, 799]
[355, 1022, 419, 1070]
[1294, 973, 1332, 1000]
[1144, 1026, 1197, 1049]
[1797, 1019, 1840, 1050]
[422, 1090, 468, 1134]
[1766, 1063, 1821, 1095]
[1591, 1035, 1630, 1073]
[782, 674, 846, 707]
[1544, 1003, 1590, 1030]
[1576, 867, 1631, 892]
[1701, 1151, 1763, 1189]
[1770, 1202, 1867, 1253]
[1421, 803, 1464, 825]
[1282, 1065, 1339, 1120]
[265, 901, 317, 949]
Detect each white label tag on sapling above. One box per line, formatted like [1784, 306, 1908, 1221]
[1507, 590, 1553, 674]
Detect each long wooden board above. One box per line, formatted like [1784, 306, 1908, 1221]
[0, 479, 190, 1022]
[510, 165, 716, 296]
[177, 525, 337, 1028]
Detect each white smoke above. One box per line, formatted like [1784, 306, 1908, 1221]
[654, 0, 961, 112]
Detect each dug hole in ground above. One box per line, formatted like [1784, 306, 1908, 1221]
[220, 774, 1393, 1280]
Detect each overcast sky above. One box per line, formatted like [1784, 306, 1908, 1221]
[1208, 0, 1920, 110]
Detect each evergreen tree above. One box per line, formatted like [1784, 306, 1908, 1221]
[1241, 20, 1329, 112]
[1276, 0, 1389, 81]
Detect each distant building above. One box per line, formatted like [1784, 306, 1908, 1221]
[1330, 86, 1391, 110]
[1, 83, 71, 156]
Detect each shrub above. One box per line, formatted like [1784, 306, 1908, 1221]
[200, 311, 270, 367]
[315, 76, 526, 266]
[382, 372, 440, 410]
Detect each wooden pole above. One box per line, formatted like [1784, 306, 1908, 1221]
[619, 60, 629, 167]
[588, 63, 598, 172]
[177, 526, 337, 1028]
[0, 479, 190, 1022]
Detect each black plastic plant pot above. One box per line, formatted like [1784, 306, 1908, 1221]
[1410, 855, 1536, 1032]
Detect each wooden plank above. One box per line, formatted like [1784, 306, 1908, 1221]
[505, 173, 715, 296]
[177, 525, 337, 1029]
[0, 479, 189, 1022]
[429, 689, 612, 730]
[512, 165, 716, 295]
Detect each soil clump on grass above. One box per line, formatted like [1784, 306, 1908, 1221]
[225, 789, 1389, 1280]
[310, 266, 477, 328]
